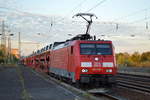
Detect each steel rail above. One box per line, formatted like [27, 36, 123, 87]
[117, 72, 150, 94]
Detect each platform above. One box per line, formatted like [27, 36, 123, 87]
[0, 65, 85, 100]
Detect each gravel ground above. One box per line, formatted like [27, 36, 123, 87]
[111, 87, 150, 100]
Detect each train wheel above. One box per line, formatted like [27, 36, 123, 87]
[58, 76, 62, 81]
[68, 79, 74, 85]
[75, 80, 81, 88]
[46, 67, 50, 75]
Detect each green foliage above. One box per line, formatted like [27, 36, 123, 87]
[116, 52, 132, 67]
[131, 52, 141, 62]
[0, 48, 18, 64]
[116, 51, 150, 67]
[0, 48, 5, 63]
[141, 52, 150, 61]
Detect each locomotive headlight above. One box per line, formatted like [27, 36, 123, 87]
[103, 62, 113, 67]
[94, 57, 99, 61]
[82, 69, 88, 72]
[106, 69, 112, 72]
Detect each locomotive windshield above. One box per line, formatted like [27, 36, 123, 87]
[80, 43, 112, 55]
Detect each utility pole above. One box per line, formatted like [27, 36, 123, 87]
[7, 32, 14, 63]
[8, 35, 10, 62]
[1, 20, 7, 63]
[1, 20, 6, 48]
[18, 32, 21, 58]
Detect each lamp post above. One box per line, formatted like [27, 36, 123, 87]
[18, 32, 21, 58]
[8, 32, 14, 63]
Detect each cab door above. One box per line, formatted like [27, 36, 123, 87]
[67, 46, 74, 77]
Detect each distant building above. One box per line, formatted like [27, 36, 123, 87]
[11, 49, 19, 58]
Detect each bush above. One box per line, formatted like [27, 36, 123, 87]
[116, 51, 150, 67]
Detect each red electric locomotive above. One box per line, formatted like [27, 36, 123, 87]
[22, 13, 117, 86]
[50, 39, 116, 85]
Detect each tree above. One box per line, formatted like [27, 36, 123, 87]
[116, 52, 132, 67]
[116, 51, 150, 67]
[0, 47, 19, 64]
[0, 49, 5, 63]
[141, 52, 150, 62]
[130, 52, 141, 63]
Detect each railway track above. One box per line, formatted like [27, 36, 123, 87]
[90, 92, 121, 100]
[86, 88, 120, 100]
[117, 72, 150, 94]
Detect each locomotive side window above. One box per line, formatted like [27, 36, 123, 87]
[71, 46, 73, 54]
[46, 56, 49, 61]
[80, 43, 112, 55]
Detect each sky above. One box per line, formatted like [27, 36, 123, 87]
[15, 0, 150, 21]
[0, 0, 150, 55]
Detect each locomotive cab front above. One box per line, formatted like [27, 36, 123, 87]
[75, 40, 117, 84]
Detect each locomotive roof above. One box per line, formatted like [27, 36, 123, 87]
[52, 39, 112, 50]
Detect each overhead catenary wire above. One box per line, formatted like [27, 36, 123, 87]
[54, 0, 107, 23]
[100, 17, 150, 39]
[0, 6, 69, 44]
[0, 6, 54, 38]
[85, 0, 108, 12]
[0, 6, 51, 18]
[53, 0, 89, 24]
[99, 6, 150, 33]
[100, 6, 150, 35]
[128, 16, 150, 24]
[112, 7, 150, 22]
[47, 0, 91, 40]
[109, 7, 150, 27]
[1, 2, 149, 40]
[68, 0, 88, 15]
